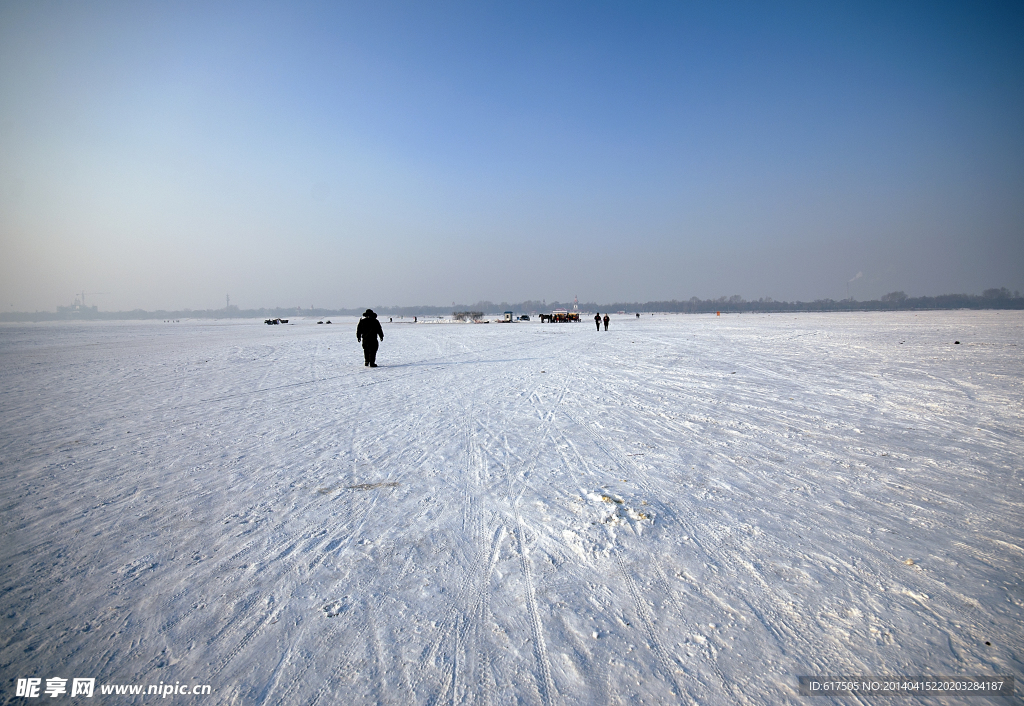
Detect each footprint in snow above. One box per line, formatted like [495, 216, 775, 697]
[323, 598, 352, 618]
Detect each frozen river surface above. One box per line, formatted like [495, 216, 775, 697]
[1, 311, 1021, 704]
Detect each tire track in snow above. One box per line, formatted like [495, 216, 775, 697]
[422, 525, 506, 706]
[470, 527, 503, 706]
[435, 337, 575, 705]
[612, 550, 688, 703]
[410, 333, 575, 705]
[409, 408, 486, 705]
[196, 471, 388, 675]
[204, 593, 280, 683]
[502, 448, 555, 706]
[486, 368, 580, 705]
[560, 389, 854, 700]
[557, 405, 721, 700]
[290, 550, 418, 706]
[447, 342, 516, 704]
[408, 362, 509, 704]
[279, 353, 476, 705]
[303, 432, 416, 574]
[196, 414, 411, 686]
[647, 560, 737, 703]
[455, 409, 490, 706]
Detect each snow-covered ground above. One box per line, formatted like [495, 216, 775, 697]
[1, 311, 1021, 705]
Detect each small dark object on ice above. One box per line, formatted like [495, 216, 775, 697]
[954, 340, 960, 344]
[347, 481, 399, 491]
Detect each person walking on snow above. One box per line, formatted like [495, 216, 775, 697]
[603, 314, 610, 331]
[595, 313, 601, 331]
[356, 309, 384, 367]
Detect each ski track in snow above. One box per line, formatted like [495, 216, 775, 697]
[1, 312, 1022, 705]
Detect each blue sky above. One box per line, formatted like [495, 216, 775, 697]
[1, 1, 1021, 311]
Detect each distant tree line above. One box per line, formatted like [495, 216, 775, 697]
[3, 288, 1021, 322]
[592, 287, 1024, 314]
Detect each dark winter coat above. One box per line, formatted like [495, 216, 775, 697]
[356, 315, 384, 347]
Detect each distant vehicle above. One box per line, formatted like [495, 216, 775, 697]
[518, 315, 530, 321]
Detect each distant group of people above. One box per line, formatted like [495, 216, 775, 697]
[359, 308, 624, 367]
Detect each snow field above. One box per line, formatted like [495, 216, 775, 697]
[0, 312, 1021, 705]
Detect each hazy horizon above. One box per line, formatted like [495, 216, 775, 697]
[2, 2, 1022, 313]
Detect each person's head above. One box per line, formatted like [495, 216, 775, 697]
[363, 309, 375, 318]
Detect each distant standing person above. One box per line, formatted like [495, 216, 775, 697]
[356, 309, 384, 367]
[594, 313, 601, 331]
[603, 314, 610, 331]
